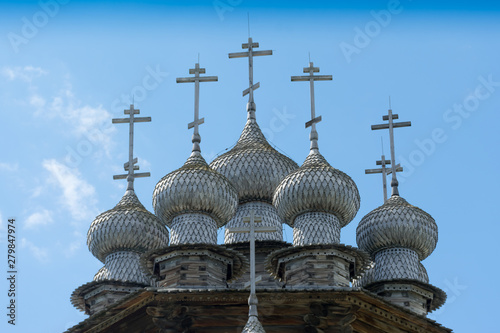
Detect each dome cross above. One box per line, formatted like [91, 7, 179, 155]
[176, 62, 218, 153]
[112, 104, 151, 191]
[229, 37, 272, 112]
[227, 210, 276, 332]
[371, 105, 411, 196]
[365, 154, 403, 203]
[291, 61, 332, 151]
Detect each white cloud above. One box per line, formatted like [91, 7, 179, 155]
[20, 238, 49, 263]
[25, 209, 54, 230]
[2, 66, 47, 82]
[41, 85, 116, 156]
[42, 159, 98, 222]
[0, 162, 18, 172]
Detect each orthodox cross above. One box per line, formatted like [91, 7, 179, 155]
[291, 61, 332, 151]
[227, 210, 276, 330]
[229, 37, 272, 112]
[112, 104, 151, 191]
[176, 62, 218, 152]
[365, 155, 403, 203]
[371, 105, 411, 196]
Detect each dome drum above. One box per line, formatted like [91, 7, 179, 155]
[293, 211, 340, 246]
[98, 251, 150, 285]
[373, 247, 421, 282]
[224, 202, 283, 244]
[170, 213, 218, 245]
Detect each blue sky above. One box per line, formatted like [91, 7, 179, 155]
[0, 1, 499, 332]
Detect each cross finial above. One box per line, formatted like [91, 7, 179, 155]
[365, 154, 403, 203]
[291, 60, 332, 151]
[371, 103, 411, 196]
[176, 62, 218, 154]
[227, 210, 276, 330]
[229, 37, 273, 116]
[112, 104, 152, 191]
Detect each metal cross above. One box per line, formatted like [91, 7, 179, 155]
[229, 37, 272, 112]
[176, 62, 218, 152]
[227, 210, 276, 326]
[112, 104, 151, 191]
[291, 62, 332, 151]
[365, 155, 403, 203]
[371, 107, 411, 196]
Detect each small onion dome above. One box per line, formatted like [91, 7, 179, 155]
[242, 316, 266, 333]
[210, 113, 298, 203]
[356, 195, 438, 260]
[273, 149, 360, 228]
[87, 190, 169, 263]
[153, 152, 238, 228]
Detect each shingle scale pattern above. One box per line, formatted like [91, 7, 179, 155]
[273, 150, 360, 228]
[293, 211, 340, 245]
[210, 115, 298, 204]
[87, 190, 169, 263]
[95, 251, 150, 284]
[170, 213, 217, 245]
[356, 195, 438, 260]
[153, 152, 238, 228]
[224, 202, 283, 243]
[242, 316, 266, 333]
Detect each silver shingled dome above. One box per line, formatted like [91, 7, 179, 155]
[87, 190, 170, 263]
[242, 316, 266, 333]
[273, 149, 360, 228]
[210, 112, 298, 203]
[356, 195, 438, 260]
[153, 152, 238, 228]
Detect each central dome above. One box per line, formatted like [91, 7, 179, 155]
[210, 112, 298, 203]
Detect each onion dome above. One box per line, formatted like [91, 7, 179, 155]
[242, 316, 266, 333]
[153, 151, 238, 228]
[356, 195, 438, 260]
[210, 112, 298, 203]
[87, 189, 170, 263]
[273, 149, 360, 228]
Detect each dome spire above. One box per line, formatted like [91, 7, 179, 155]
[176, 61, 218, 154]
[291, 60, 332, 152]
[229, 36, 272, 115]
[112, 104, 151, 191]
[371, 100, 411, 196]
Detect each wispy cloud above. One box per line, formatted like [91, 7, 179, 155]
[0, 162, 19, 172]
[42, 159, 98, 222]
[42, 84, 116, 157]
[25, 209, 54, 230]
[20, 238, 49, 263]
[1, 66, 47, 82]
